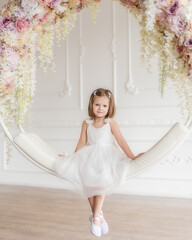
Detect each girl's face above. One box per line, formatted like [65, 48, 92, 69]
[93, 96, 110, 119]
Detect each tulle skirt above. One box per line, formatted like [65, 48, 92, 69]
[54, 144, 131, 198]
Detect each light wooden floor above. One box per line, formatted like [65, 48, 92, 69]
[0, 185, 192, 240]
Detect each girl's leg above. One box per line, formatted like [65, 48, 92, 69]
[88, 196, 94, 212]
[92, 195, 105, 225]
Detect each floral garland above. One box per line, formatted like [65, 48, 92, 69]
[0, 0, 192, 128]
[118, 0, 192, 120]
[0, 0, 100, 129]
[0, 0, 100, 163]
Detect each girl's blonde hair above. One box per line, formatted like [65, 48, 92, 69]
[88, 88, 116, 119]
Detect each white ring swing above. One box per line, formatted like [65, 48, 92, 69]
[0, 114, 191, 180]
[0, 0, 191, 181]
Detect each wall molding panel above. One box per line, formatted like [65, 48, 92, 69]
[125, 12, 140, 96]
[79, 14, 85, 110]
[56, 37, 72, 97]
[110, 1, 117, 104]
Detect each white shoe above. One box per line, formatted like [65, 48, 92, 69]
[100, 210, 109, 235]
[89, 211, 109, 235]
[90, 217, 101, 237]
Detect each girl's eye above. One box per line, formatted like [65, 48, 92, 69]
[95, 104, 107, 107]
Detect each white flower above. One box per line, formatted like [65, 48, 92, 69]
[30, 5, 45, 19]
[182, 1, 192, 20]
[21, 0, 45, 19]
[1, 31, 19, 48]
[21, 0, 38, 12]
[55, 4, 68, 13]
[144, 0, 158, 32]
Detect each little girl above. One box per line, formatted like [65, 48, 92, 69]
[54, 88, 143, 237]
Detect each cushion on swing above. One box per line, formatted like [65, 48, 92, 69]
[13, 133, 58, 170]
[126, 122, 190, 179]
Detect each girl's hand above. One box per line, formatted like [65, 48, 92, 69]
[132, 152, 144, 160]
[58, 154, 64, 157]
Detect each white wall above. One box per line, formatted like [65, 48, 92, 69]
[0, 0, 192, 198]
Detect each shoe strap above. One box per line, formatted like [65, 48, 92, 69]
[93, 217, 100, 221]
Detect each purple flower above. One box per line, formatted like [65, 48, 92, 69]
[0, 17, 16, 32]
[184, 38, 192, 50]
[166, 1, 180, 16]
[3, 18, 11, 27]
[49, 0, 61, 8]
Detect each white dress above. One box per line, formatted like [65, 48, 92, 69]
[54, 118, 131, 198]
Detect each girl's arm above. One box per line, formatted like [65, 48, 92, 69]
[58, 121, 88, 156]
[110, 119, 143, 160]
[74, 120, 88, 152]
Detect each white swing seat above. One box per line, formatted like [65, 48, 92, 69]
[12, 122, 191, 179]
[126, 122, 190, 179]
[13, 133, 58, 171]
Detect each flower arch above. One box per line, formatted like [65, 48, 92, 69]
[0, 0, 192, 129]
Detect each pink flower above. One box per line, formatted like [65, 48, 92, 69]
[46, 10, 56, 22]
[15, 19, 31, 32]
[5, 82, 12, 91]
[37, 0, 51, 7]
[120, 0, 135, 7]
[126, 0, 135, 6]
[158, 2, 183, 32]
[38, 10, 55, 23]
[182, 53, 190, 62]
[7, 48, 20, 70]
[166, 1, 180, 16]
[39, 14, 47, 23]
[1, 80, 14, 95]
[168, 15, 186, 35]
[177, 45, 183, 54]
[158, 11, 168, 26]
